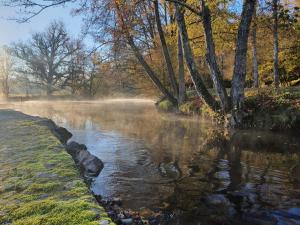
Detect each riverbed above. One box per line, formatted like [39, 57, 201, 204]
[1, 99, 300, 224]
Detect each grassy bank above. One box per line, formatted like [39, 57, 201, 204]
[157, 87, 300, 131]
[0, 110, 114, 225]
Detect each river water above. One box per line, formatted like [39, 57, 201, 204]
[1, 99, 300, 224]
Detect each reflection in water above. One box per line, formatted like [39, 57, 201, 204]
[1, 100, 300, 225]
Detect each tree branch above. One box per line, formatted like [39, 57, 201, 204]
[165, 0, 202, 16]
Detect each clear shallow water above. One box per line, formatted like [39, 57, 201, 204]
[1, 100, 300, 224]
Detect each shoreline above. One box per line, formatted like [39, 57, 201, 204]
[0, 109, 160, 225]
[1, 107, 299, 225]
[157, 88, 300, 132]
[0, 109, 114, 225]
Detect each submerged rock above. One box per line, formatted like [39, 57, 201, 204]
[66, 141, 104, 177]
[158, 161, 181, 179]
[206, 194, 230, 206]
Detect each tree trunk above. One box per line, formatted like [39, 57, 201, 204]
[200, 0, 229, 112]
[252, 6, 259, 88]
[113, 0, 178, 106]
[175, 4, 218, 110]
[46, 84, 52, 97]
[154, 0, 179, 98]
[163, 1, 168, 26]
[230, 0, 256, 127]
[177, 33, 186, 105]
[128, 37, 178, 106]
[89, 76, 94, 97]
[2, 76, 9, 99]
[273, 0, 280, 88]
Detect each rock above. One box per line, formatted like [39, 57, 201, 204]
[39, 119, 72, 144]
[112, 197, 122, 206]
[107, 210, 116, 218]
[39, 194, 49, 200]
[120, 218, 133, 225]
[44, 163, 56, 169]
[66, 141, 104, 177]
[158, 161, 181, 179]
[117, 213, 125, 219]
[55, 127, 72, 144]
[140, 208, 155, 217]
[90, 208, 101, 219]
[63, 181, 77, 190]
[99, 220, 110, 225]
[189, 165, 200, 173]
[206, 194, 230, 206]
[67, 142, 87, 156]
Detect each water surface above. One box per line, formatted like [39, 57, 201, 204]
[1, 100, 300, 224]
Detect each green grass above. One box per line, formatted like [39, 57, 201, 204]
[0, 110, 114, 225]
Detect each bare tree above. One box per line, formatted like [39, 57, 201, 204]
[0, 47, 13, 98]
[64, 41, 86, 95]
[86, 55, 107, 97]
[12, 21, 79, 96]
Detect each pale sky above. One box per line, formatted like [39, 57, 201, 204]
[0, 4, 85, 46]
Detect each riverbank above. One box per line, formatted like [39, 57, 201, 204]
[157, 87, 300, 131]
[0, 110, 114, 225]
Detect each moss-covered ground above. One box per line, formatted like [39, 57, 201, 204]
[243, 87, 300, 130]
[0, 110, 114, 225]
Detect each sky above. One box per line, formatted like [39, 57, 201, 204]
[0, 4, 86, 46]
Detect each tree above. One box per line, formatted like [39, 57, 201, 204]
[177, 33, 186, 104]
[0, 47, 13, 98]
[6, 0, 299, 127]
[200, 0, 230, 112]
[12, 21, 79, 96]
[84, 54, 105, 97]
[171, 0, 256, 123]
[154, 0, 179, 98]
[64, 41, 86, 95]
[175, 3, 219, 110]
[252, 1, 259, 88]
[112, 0, 178, 105]
[273, 0, 280, 87]
[230, 0, 256, 126]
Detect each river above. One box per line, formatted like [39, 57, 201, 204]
[1, 99, 300, 225]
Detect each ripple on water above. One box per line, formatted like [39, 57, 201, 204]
[1, 100, 300, 225]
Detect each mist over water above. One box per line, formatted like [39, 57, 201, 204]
[1, 99, 300, 224]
